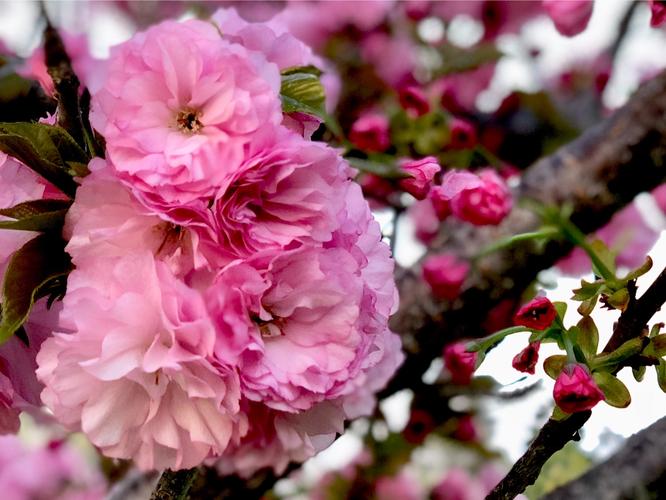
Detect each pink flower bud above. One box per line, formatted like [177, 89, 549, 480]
[399, 157, 440, 200]
[428, 186, 452, 220]
[650, 0, 666, 27]
[448, 117, 478, 150]
[543, 0, 594, 37]
[444, 342, 477, 385]
[512, 341, 541, 374]
[513, 296, 557, 330]
[399, 85, 430, 117]
[440, 169, 512, 226]
[422, 253, 469, 300]
[553, 364, 605, 413]
[349, 113, 390, 152]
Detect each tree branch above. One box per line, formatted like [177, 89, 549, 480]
[150, 468, 198, 500]
[486, 264, 666, 500]
[543, 416, 666, 500]
[384, 68, 666, 397]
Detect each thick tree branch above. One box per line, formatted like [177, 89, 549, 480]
[150, 468, 198, 500]
[543, 416, 666, 500]
[486, 264, 666, 500]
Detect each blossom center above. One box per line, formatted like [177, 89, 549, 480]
[175, 108, 203, 134]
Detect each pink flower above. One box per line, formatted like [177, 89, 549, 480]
[37, 254, 244, 470]
[513, 296, 557, 330]
[553, 364, 605, 413]
[448, 118, 478, 150]
[360, 174, 396, 206]
[361, 33, 417, 87]
[650, 0, 666, 27]
[375, 470, 422, 500]
[399, 85, 430, 117]
[543, 0, 594, 37]
[208, 134, 352, 262]
[422, 253, 469, 300]
[399, 157, 440, 200]
[557, 202, 660, 276]
[92, 19, 282, 208]
[436, 63, 496, 113]
[429, 186, 452, 221]
[439, 169, 512, 225]
[211, 7, 340, 135]
[444, 342, 477, 385]
[21, 31, 104, 95]
[512, 342, 541, 374]
[432, 468, 476, 500]
[349, 113, 390, 152]
[408, 198, 440, 244]
[0, 436, 106, 499]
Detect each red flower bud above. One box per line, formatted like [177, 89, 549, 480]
[448, 118, 477, 150]
[422, 253, 469, 300]
[553, 364, 605, 413]
[428, 186, 452, 221]
[444, 342, 477, 385]
[399, 85, 430, 117]
[453, 415, 478, 442]
[349, 113, 390, 152]
[649, 0, 666, 27]
[512, 341, 541, 374]
[513, 296, 557, 330]
[399, 157, 440, 200]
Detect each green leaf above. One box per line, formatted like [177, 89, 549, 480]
[592, 337, 644, 371]
[551, 405, 571, 421]
[604, 287, 630, 311]
[576, 295, 597, 316]
[0, 234, 72, 343]
[0, 123, 89, 197]
[589, 238, 616, 277]
[280, 66, 326, 119]
[347, 157, 410, 180]
[553, 301, 567, 321]
[0, 199, 72, 233]
[623, 256, 653, 281]
[435, 42, 502, 77]
[572, 316, 599, 359]
[632, 365, 646, 383]
[571, 280, 603, 301]
[656, 359, 666, 393]
[592, 372, 631, 408]
[544, 355, 567, 380]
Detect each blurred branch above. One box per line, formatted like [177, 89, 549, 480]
[609, 0, 639, 62]
[150, 469, 198, 500]
[487, 264, 666, 499]
[543, 416, 666, 500]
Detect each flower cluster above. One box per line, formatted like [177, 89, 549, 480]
[29, 9, 402, 473]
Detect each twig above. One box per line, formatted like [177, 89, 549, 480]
[486, 411, 591, 500]
[150, 468, 198, 500]
[543, 416, 666, 500]
[486, 265, 666, 499]
[609, 1, 639, 62]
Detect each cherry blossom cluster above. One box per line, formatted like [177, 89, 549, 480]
[0, 9, 403, 473]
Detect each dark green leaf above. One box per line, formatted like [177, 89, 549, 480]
[632, 365, 646, 382]
[435, 43, 502, 77]
[0, 122, 89, 196]
[553, 301, 567, 321]
[0, 199, 72, 233]
[592, 372, 631, 408]
[0, 234, 72, 343]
